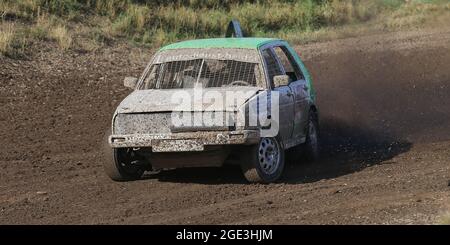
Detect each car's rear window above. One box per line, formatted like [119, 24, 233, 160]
[139, 59, 262, 89]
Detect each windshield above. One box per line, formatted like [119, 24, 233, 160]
[139, 58, 263, 90]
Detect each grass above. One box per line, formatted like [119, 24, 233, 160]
[0, 0, 449, 57]
[50, 25, 72, 50]
[384, 0, 450, 28]
[0, 23, 29, 57]
[441, 213, 450, 225]
[0, 23, 14, 54]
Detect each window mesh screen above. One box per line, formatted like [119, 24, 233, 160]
[200, 60, 258, 87]
[154, 59, 203, 89]
[141, 59, 260, 89]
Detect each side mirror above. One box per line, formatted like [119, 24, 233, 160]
[273, 75, 290, 87]
[124, 77, 138, 89]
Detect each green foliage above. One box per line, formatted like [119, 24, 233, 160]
[0, 0, 448, 56]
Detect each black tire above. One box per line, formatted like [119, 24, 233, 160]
[304, 111, 320, 162]
[102, 131, 144, 181]
[240, 137, 285, 183]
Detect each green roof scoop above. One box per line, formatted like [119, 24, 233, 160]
[225, 20, 243, 38]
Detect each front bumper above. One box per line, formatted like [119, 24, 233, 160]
[109, 130, 260, 152]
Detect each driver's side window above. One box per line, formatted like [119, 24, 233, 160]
[261, 49, 283, 88]
[273, 46, 304, 82]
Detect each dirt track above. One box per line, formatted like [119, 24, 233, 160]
[1, 28, 449, 224]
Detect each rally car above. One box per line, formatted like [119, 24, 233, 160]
[104, 23, 319, 183]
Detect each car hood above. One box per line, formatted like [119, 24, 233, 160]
[116, 87, 263, 114]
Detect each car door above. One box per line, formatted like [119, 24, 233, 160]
[272, 45, 309, 141]
[260, 47, 294, 144]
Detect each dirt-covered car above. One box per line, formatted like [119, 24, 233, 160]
[104, 37, 319, 183]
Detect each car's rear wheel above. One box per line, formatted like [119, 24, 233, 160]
[241, 137, 285, 183]
[304, 111, 320, 162]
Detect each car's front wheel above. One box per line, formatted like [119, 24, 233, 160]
[240, 137, 285, 183]
[102, 129, 147, 181]
[103, 147, 145, 181]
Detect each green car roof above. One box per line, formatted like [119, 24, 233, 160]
[159, 38, 280, 51]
